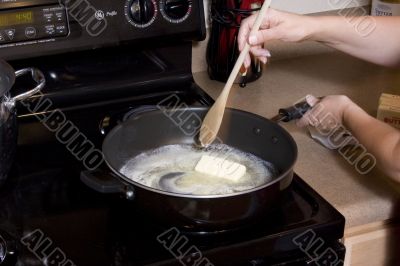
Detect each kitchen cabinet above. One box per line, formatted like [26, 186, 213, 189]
[343, 220, 400, 265]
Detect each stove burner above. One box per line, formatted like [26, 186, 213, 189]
[122, 105, 159, 121]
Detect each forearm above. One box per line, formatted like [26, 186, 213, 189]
[306, 16, 400, 67]
[343, 100, 400, 181]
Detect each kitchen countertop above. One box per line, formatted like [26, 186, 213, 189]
[194, 51, 400, 229]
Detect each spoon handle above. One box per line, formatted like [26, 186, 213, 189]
[221, 0, 271, 97]
[199, 0, 272, 146]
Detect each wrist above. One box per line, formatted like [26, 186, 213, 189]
[304, 16, 338, 44]
[302, 16, 321, 41]
[341, 96, 358, 128]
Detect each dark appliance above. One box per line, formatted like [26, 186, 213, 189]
[0, 0, 345, 265]
[207, 0, 264, 86]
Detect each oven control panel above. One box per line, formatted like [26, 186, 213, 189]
[0, 5, 68, 44]
[0, 0, 205, 60]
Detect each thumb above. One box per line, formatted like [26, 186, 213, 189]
[305, 94, 319, 107]
[296, 95, 320, 128]
[249, 28, 280, 45]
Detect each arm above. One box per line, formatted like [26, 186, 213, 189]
[343, 99, 400, 180]
[311, 16, 400, 67]
[238, 9, 400, 67]
[299, 95, 400, 182]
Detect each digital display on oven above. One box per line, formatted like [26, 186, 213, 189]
[0, 11, 34, 27]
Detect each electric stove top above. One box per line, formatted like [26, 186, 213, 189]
[0, 83, 345, 266]
[0, 168, 345, 266]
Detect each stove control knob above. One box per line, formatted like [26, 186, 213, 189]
[160, 0, 192, 23]
[126, 0, 157, 27]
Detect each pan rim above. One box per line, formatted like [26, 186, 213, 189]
[102, 107, 298, 199]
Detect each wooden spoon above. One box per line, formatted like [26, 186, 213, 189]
[199, 0, 272, 146]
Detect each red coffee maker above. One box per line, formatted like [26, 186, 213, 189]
[207, 0, 265, 87]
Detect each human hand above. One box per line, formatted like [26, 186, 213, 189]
[238, 9, 313, 68]
[297, 95, 353, 130]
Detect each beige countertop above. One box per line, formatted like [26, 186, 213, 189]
[194, 51, 400, 229]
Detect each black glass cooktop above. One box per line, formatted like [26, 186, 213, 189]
[0, 162, 345, 266]
[0, 84, 345, 266]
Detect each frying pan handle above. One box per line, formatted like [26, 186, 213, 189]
[80, 169, 135, 200]
[278, 100, 312, 122]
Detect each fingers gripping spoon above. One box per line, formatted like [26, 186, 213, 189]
[199, 0, 272, 147]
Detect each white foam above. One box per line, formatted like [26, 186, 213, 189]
[119, 144, 276, 195]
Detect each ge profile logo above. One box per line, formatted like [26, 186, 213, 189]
[95, 10, 105, 20]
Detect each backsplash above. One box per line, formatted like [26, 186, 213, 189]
[203, 0, 370, 27]
[270, 0, 370, 14]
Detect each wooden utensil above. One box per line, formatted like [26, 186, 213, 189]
[199, 0, 272, 146]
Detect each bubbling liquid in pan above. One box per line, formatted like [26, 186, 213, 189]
[120, 144, 277, 195]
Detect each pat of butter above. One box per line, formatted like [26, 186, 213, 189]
[194, 155, 246, 182]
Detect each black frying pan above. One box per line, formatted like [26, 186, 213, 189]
[82, 103, 310, 232]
